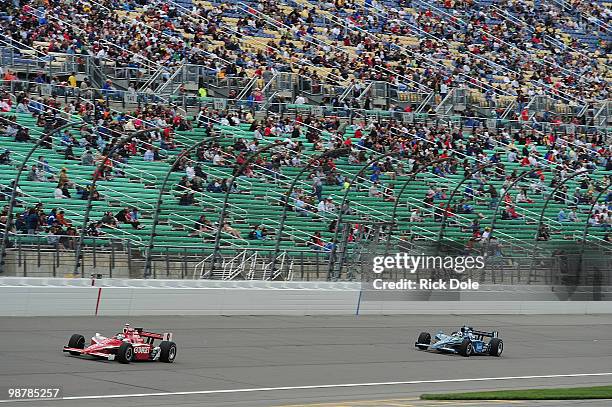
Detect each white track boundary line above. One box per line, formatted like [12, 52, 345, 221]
[1, 372, 611, 403]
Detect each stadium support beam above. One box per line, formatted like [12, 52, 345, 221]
[270, 147, 351, 276]
[209, 141, 288, 277]
[0, 120, 79, 275]
[578, 184, 611, 274]
[326, 151, 402, 281]
[385, 157, 452, 255]
[143, 135, 222, 278]
[73, 127, 160, 277]
[528, 169, 591, 281]
[436, 162, 497, 252]
[483, 168, 538, 256]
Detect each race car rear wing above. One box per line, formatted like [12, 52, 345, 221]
[471, 329, 498, 339]
[135, 328, 173, 341]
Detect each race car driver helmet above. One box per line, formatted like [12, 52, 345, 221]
[461, 326, 472, 335]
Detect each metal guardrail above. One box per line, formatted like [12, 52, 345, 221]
[4, 235, 609, 285]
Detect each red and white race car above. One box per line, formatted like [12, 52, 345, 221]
[63, 324, 177, 364]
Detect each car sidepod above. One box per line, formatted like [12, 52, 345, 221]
[132, 344, 153, 361]
[471, 340, 485, 354]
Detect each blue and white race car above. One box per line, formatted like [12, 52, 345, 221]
[415, 326, 503, 357]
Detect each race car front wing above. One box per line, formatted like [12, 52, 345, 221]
[415, 343, 460, 353]
[63, 347, 116, 360]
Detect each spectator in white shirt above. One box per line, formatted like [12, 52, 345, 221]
[0, 99, 10, 112]
[317, 199, 327, 213]
[317, 198, 336, 213]
[212, 152, 225, 166]
[481, 227, 491, 241]
[291, 155, 302, 167]
[507, 150, 518, 162]
[54, 186, 67, 199]
[143, 149, 154, 161]
[528, 156, 538, 166]
[185, 163, 195, 180]
[568, 208, 579, 222]
[16, 101, 29, 113]
[325, 199, 336, 213]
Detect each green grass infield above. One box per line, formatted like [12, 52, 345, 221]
[421, 385, 612, 400]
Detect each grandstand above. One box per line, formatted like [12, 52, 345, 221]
[0, 0, 609, 281]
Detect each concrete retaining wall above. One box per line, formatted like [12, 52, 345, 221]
[0, 278, 610, 316]
[0, 278, 360, 316]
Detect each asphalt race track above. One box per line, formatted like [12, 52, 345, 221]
[0, 314, 611, 406]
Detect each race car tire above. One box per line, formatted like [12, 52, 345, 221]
[488, 338, 503, 356]
[459, 338, 473, 357]
[416, 332, 431, 350]
[68, 334, 85, 355]
[117, 342, 134, 364]
[159, 341, 177, 363]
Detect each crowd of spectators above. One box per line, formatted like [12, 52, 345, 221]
[0, 0, 610, 253]
[1, 74, 611, 250]
[1, 0, 608, 123]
